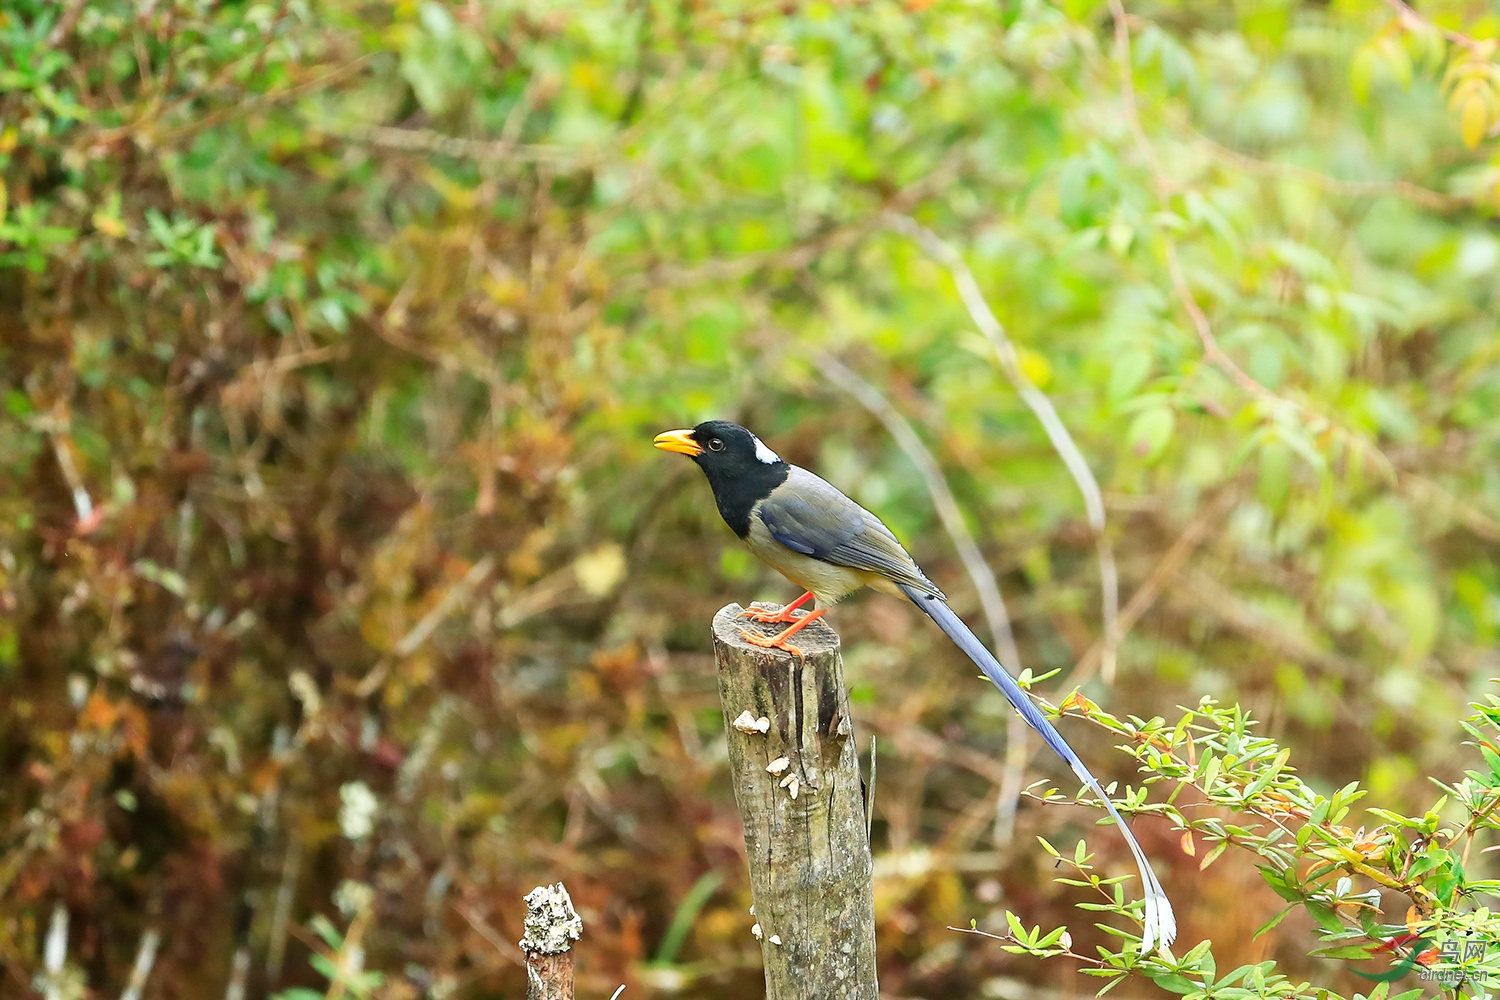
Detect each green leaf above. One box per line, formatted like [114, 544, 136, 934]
[1254, 904, 1297, 938]
[1109, 350, 1153, 402]
[1126, 405, 1175, 463]
[1146, 972, 1200, 995]
[1303, 900, 1346, 934]
[1259, 867, 1303, 904]
[1313, 943, 1379, 959]
[653, 870, 723, 965]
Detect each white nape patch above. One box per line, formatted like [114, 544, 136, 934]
[752, 435, 781, 465]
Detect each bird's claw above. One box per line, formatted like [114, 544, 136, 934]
[741, 606, 801, 624]
[737, 628, 806, 658]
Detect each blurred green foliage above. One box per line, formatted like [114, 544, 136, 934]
[3, 0, 1500, 997]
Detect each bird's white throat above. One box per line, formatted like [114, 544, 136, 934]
[752, 436, 781, 465]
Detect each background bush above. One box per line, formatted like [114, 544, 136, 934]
[4, 0, 1500, 997]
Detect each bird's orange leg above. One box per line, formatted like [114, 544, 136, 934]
[742, 591, 814, 624]
[739, 608, 826, 658]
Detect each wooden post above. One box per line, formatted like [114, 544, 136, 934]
[712, 602, 879, 1000]
[521, 882, 581, 1000]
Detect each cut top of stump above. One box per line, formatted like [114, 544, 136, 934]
[712, 602, 840, 658]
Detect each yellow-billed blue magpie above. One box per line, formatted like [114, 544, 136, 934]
[654, 419, 1175, 953]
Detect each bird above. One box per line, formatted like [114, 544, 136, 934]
[654, 419, 1175, 954]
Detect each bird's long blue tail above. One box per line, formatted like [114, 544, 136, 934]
[900, 585, 1176, 954]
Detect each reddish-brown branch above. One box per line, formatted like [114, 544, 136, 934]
[1106, 0, 1270, 403]
[1381, 0, 1489, 55]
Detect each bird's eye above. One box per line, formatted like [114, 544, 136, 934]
[707, 438, 725, 452]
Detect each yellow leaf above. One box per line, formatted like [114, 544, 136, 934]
[574, 544, 626, 597]
[1018, 346, 1052, 388]
[1350, 46, 1376, 103]
[482, 272, 528, 307]
[570, 62, 602, 95]
[1461, 94, 1488, 149]
[422, 166, 477, 208]
[1376, 36, 1413, 90]
[92, 213, 126, 238]
[1180, 831, 1196, 857]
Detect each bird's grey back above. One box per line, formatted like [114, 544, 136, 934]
[755, 466, 944, 599]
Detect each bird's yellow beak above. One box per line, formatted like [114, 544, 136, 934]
[653, 429, 704, 456]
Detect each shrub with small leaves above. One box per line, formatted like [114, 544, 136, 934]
[967, 690, 1500, 998]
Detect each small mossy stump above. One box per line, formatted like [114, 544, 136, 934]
[521, 882, 582, 1000]
[712, 602, 879, 1000]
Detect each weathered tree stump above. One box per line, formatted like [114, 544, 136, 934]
[712, 602, 879, 1000]
[521, 882, 582, 1000]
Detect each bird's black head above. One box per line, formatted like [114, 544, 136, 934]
[653, 420, 788, 537]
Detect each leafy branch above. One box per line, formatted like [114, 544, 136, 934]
[972, 690, 1500, 998]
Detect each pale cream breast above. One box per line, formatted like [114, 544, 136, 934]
[743, 517, 877, 607]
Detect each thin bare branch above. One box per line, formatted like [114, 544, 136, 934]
[455, 903, 527, 966]
[396, 556, 496, 658]
[223, 946, 250, 1000]
[266, 835, 302, 982]
[1381, 0, 1490, 55]
[91, 56, 375, 146]
[334, 123, 586, 166]
[1072, 490, 1236, 685]
[815, 355, 1019, 666]
[356, 556, 496, 697]
[120, 929, 161, 1000]
[1196, 132, 1471, 214]
[815, 354, 1034, 844]
[1172, 570, 1362, 677]
[855, 705, 1010, 787]
[41, 904, 68, 1000]
[1105, 0, 1269, 405]
[609, 157, 961, 295]
[46, 0, 88, 46]
[49, 433, 95, 525]
[882, 214, 1121, 684]
[1403, 472, 1500, 544]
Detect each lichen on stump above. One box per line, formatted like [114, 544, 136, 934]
[520, 882, 582, 1000]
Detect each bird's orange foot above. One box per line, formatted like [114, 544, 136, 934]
[738, 628, 806, 658]
[737, 608, 826, 659]
[742, 607, 799, 624]
[740, 591, 814, 624]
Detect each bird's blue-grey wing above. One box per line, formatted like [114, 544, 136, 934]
[755, 467, 943, 597]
